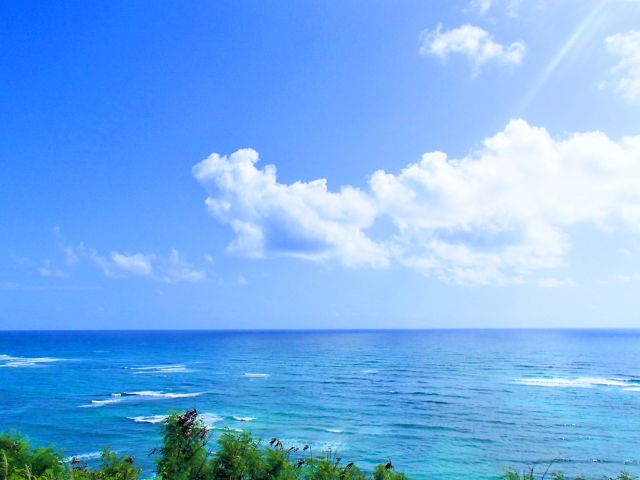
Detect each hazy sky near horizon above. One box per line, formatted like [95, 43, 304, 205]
[2, 0, 640, 329]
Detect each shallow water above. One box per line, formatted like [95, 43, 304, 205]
[2, 330, 640, 480]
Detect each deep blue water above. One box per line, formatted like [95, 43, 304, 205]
[2, 330, 640, 480]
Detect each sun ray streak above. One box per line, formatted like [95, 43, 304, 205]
[515, 2, 606, 115]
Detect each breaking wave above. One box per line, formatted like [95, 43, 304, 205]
[121, 391, 202, 399]
[129, 365, 189, 374]
[128, 415, 168, 424]
[517, 377, 630, 388]
[233, 416, 257, 422]
[79, 398, 123, 408]
[0, 354, 65, 368]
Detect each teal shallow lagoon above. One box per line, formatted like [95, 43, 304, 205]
[1, 330, 640, 479]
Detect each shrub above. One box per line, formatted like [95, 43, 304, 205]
[0, 432, 140, 480]
[153, 409, 406, 480]
[502, 467, 636, 480]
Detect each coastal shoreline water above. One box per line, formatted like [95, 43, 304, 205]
[2, 329, 640, 480]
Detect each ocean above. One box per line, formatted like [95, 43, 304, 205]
[1, 330, 640, 480]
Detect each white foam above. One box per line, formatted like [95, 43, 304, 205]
[64, 452, 102, 462]
[244, 373, 269, 378]
[200, 414, 224, 427]
[122, 391, 202, 399]
[128, 415, 168, 424]
[0, 354, 65, 368]
[518, 377, 629, 388]
[79, 398, 123, 408]
[93, 398, 122, 405]
[130, 365, 189, 374]
[233, 416, 256, 422]
[129, 365, 184, 370]
[326, 429, 343, 434]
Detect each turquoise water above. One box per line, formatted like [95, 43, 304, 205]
[2, 330, 640, 479]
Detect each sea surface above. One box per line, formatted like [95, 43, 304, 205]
[1, 330, 640, 480]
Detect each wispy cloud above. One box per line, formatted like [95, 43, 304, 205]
[0, 282, 99, 291]
[420, 24, 525, 75]
[470, 0, 493, 15]
[195, 120, 640, 285]
[160, 249, 207, 284]
[469, 0, 527, 17]
[39, 259, 70, 278]
[38, 243, 207, 284]
[538, 279, 576, 288]
[88, 247, 206, 283]
[90, 250, 155, 278]
[605, 30, 640, 102]
[615, 273, 640, 282]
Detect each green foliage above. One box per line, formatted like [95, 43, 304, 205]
[209, 430, 266, 480]
[83, 450, 141, 480]
[0, 431, 65, 480]
[370, 464, 407, 480]
[153, 409, 405, 480]
[156, 410, 212, 480]
[502, 466, 635, 480]
[5, 411, 638, 480]
[0, 432, 140, 480]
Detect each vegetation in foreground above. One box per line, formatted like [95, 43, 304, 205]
[0, 409, 636, 480]
[502, 466, 636, 480]
[1, 409, 406, 480]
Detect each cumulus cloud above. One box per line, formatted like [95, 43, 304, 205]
[193, 149, 389, 267]
[420, 24, 526, 74]
[195, 120, 640, 285]
[605, 30, 640, 102]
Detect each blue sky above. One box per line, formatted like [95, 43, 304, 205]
[2, 0, 640, 329]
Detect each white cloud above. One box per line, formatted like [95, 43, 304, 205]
[160, 249, 207, 284]
[469, 0, 525, 17]
[538, 279, 576, 288]
[63, 246, 79, 266]
[87, 247, 206, 283]
[91, 251, 154, 278]
[204, 254, 214, 264]
[615, 274, 640, 282]
[371, 119, 640, 283]
[470, 0, 493, 15]
[605, 30, 640, 102]
[420, 24, 526, 74]
[195, 120, 640, 285]
[39, 260, 70, 278]
[193, 149, 389, 267]
[238, 275, 248, 285]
